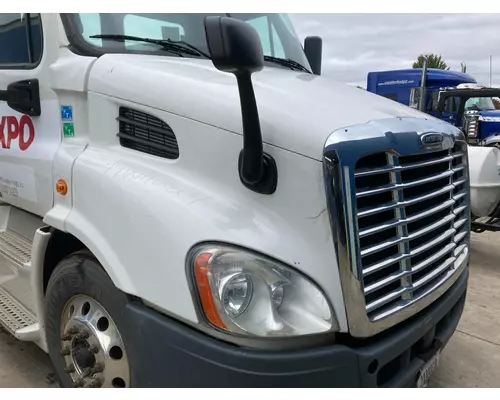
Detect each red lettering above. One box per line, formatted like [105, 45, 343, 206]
[6, 116, 19, 149]
[0, 115, 35, 151]
[19, 115, 34, 151]
[0, 117, 5, 149]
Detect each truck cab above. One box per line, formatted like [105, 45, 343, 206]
[366, 68, 500, 145]
[0, 13, 469, 388]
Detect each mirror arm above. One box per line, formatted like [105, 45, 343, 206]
[236, 72, 277, 193]
[236, 72, 263, 184]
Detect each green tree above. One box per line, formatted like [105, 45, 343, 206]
[412, 54, 450, 70]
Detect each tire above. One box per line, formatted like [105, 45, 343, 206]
[45, 250, 132, 388]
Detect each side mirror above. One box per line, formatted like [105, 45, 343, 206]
[409, 87, 421, 109]
[304, 36, 322, 76]
[204, 16, 277, 195]
[205, 16, 264, 75]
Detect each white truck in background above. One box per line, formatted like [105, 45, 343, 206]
[0, 13, 469, 388]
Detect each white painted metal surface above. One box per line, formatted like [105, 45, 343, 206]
[88, 54, 428, 162]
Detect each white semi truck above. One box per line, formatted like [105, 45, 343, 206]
[0, 13, 470, 388]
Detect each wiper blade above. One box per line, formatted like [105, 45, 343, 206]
[167, 39, 211, 59]
[263, 56, 310, 73]
[89, 34, 211, 58]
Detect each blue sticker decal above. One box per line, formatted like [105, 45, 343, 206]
[61, 105, 73, 121]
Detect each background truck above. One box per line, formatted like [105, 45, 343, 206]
[0, 13, 469, 388]
[366, 67, 500, 146]
[367, 66, 500, 235]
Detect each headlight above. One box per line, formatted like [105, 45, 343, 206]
[190, 245, 336, 337]
[465, 116, 478, 137]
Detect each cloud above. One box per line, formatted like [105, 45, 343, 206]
[289, 13, 500, 88]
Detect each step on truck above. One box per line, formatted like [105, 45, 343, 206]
[0, 13, 469, 388]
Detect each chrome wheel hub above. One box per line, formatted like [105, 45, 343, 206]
[60, 295, 130, 388]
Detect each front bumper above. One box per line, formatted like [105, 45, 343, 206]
[124, 267, 468, 388]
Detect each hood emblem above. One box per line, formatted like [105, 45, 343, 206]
[421, 133, 444, 146]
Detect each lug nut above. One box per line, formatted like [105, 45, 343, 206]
[91, 363, 104, 374]
[73, 378, 84, 388]
[61, 333, 72, 341]
[84, 377, 102, 388]
[82, 367, 92, 378]
[67, 327, 79, 335]
[64, 364, 75, 373]
[76, 329, 90, 340]
[89, 345, 99, 354]
[60, 346, 71, 356]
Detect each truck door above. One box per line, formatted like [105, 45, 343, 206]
[440, 96, 458, 125]
[0, 14, 61, 217]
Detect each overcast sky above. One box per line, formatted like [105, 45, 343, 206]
[289, 13, 500, 88]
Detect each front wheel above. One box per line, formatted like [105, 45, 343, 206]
[45, 251, 131, 388]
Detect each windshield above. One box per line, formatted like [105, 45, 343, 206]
[66, 13, 311, 72]
[464, 96, 496, 111]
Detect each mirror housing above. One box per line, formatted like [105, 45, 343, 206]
[205, 16, 264, 75]
[409, 87, 422, 109]
[304, 36, 322, 76]
[204, 16, 277, 195]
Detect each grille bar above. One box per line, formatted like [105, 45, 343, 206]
[355, 154, 454, 177]
[363, 244, 457, 296]
[354, 141, 469, 321]
[358, 184, 454, 218]
[363, 227, 456, 276]
[360, 213, 456, 258]
[356, 169, 454, 197]
[366, 257, 456, 313]
[359, 199, 455, 238]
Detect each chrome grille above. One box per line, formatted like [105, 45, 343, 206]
[354, 142, 468, 321]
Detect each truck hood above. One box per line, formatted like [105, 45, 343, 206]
[88, 55, 439, 161]
[478, 110, 500, 117]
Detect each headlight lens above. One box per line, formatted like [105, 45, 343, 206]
[465, 116, 479, 137]
[221, 273, 253, 317]
[191, 245, 336, 337]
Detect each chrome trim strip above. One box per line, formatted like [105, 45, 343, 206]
[354, 154, 453, 177]
[323, 117, 470, 338]
[358, 200, 455, 238]
[356, 170, 454, 197]
[357, 184, 454, 217]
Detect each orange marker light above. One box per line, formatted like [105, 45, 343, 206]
[56, 179, 68, 196]
[194, 252, 226, 329]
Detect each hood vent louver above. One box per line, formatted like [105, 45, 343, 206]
[117, 107, 179, 159]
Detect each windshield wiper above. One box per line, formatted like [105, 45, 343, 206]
[263, 56, 310, 73]
[89, 34, 211, 58]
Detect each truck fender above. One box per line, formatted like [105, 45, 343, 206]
[483, 135, 500, 147]
[29, 226, 52, 352]
[30, 224, 133, 353]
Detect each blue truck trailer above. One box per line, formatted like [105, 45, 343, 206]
[366, 67, 500, 147]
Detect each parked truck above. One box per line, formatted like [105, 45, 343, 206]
[367, 67, 500, 234]
[0, 13, 470, 388]
[366, 67, 500, 146]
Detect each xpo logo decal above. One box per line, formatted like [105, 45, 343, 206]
[0, 115, 35, 151]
